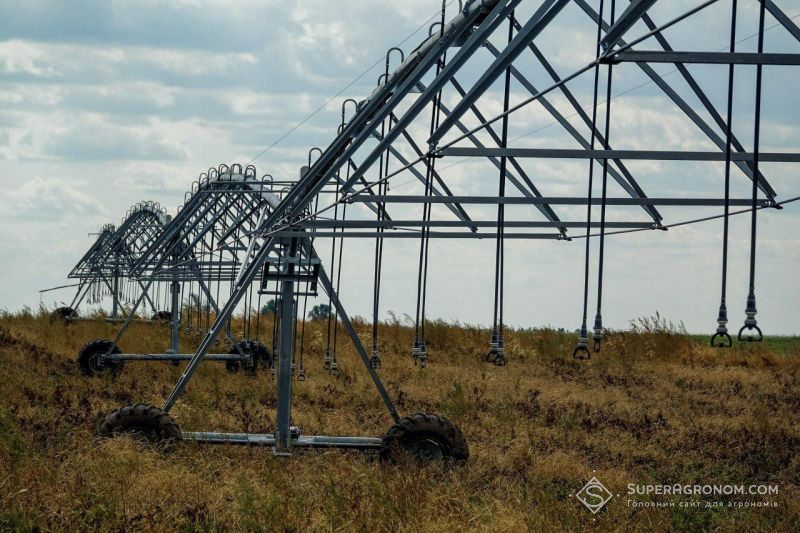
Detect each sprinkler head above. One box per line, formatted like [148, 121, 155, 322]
[323, 347, 331, 370]
[493, 345, 506, 366]
[370, 347, 381, 369]
[716, 302, 729, 325]
[419, 342, 428, 368]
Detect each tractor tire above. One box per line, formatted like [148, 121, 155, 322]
[77, 339, 124, 376]
[226, 341, 259, 375]
[380, 413, 469, 464]
[152, 311, 172, 322]
[249, 341, 273, 369]
[98, 403, 181, 449]
[52, 306, 77, 322]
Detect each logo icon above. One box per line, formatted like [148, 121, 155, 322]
[575, 477, 613, 514]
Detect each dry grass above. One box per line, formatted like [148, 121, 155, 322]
[0, 308, 798, 531]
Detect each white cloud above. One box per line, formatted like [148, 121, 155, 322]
[1, 111, 189, 161]
[2, 176, 110, 221]
[0, 40, 58, 77]
[0, 39, 260, 80]
[0, 0, 798, 334]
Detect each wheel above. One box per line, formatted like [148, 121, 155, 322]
[152, 311, 172, 322]
[380, 413, 469, 464]
[249, 341, 273, 368]
[77, 339, 124, 376]
[486, 346, 507, 366]
[52, 306, 77, 322]
[226, 341, 259, 375]
[98, 404, 180, 449]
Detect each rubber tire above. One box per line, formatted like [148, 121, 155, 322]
[77, 339, 124, 376]
[380, 413, 469, 464]
[152, 311, 172, 322]
[98, 403, 180, 449]
[250, 341, 273, 369]
[52, 306, 77, 322]
[226, 341, 259, 375]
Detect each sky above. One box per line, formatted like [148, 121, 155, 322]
[1, 0, 799, 335]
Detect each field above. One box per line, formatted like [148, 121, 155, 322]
[0, 309, 798, 531]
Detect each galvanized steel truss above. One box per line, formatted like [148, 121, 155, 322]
[89, 0, 798, 454]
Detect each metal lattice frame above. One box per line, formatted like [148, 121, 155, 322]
[61, 223, 117, 314]
[87, 164, 304, 369]
[67, 201, 169, 318]
[98, 0, 798, 455]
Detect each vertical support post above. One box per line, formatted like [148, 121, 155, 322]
[168, 259, 181, 354]
[274, 238, 297, 455]
[111, 268, 120, 319]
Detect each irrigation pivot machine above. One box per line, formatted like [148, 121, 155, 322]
[77, 165, 291, 376]
[48, 223, 118, 321]
[92, 0, 799, 462]
[49, 202, 170, 322]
